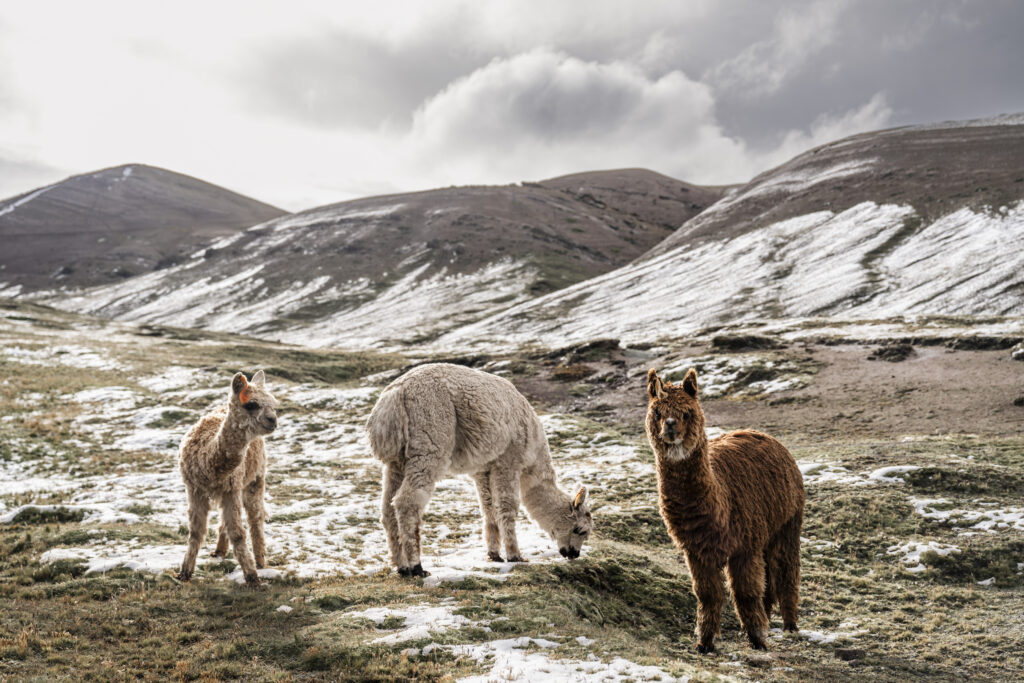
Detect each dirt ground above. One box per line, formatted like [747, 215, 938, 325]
[515, 343, 1024, 442]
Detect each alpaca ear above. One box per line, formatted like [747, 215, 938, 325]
[682, 368, 699, 398]
[646, 369, 666, 400]
[251, 369, 266, 386]
[232, 372, 252, 402]
[572, 486, 588, 510]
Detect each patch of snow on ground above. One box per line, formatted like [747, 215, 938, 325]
[887, 540, 961, 573]
[441, 637, 683, 683]
[344, 604, 477, 644]
[867, 465, 921, 483]
[3, 344, 123, 371]
[911, 498, 1024, 531]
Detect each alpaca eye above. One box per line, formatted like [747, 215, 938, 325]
[244, 401, 260, 411]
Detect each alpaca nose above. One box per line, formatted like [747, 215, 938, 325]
[266, 415, 277, 429]
[665, 418, 676, 427]
[559, 547, 568, 557]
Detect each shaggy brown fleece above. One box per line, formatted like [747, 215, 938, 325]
[646, 367, 804, 653]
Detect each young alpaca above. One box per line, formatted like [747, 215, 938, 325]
[366, 363, 592, 577]
[646, 368, 803, 653]
[177, 370, 278, 587]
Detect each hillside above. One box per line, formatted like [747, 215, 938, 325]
[42, 170, 725, 348]
[0, 164, 286, 292]
[440, 121, 1024, 350]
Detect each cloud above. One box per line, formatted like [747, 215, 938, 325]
[407, 49, 751, 185]
[707, 0, 850, 97]
[762, 92, 894, 168]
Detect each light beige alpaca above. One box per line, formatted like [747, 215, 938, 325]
[176, 370, 278, 587]
[366, 363, 592, 577]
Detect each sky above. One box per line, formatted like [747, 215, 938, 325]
[1, 0, 1023, 212]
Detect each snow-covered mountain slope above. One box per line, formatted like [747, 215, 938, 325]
[39, 170, 722, 348]
[0, 164, 285, 292]
[436, 123, 1024, 350]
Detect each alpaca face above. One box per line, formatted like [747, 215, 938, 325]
[646, 368, 705, 461]
[552, 486, 592, 559]
[230, 370, 279, 435]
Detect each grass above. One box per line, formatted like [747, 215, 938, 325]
[1, 300, 1023, 680]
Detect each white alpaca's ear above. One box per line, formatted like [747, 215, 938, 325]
[572, 486, 588, 510]
[251, 369, 266, 386]
[647, 369, 665, 400]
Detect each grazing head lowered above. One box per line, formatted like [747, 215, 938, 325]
[646, 368, 705, 462]
[550, 486, 592, 559]
[229, 370, 279, 436]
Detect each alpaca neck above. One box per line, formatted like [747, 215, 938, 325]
[656, 430, 728, 545]
[213, 410, 252, 477]
[521, 472, 572, 536]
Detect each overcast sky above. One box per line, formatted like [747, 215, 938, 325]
[2, 0, 1022, 211]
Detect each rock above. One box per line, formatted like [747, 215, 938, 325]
[835, 648, 867, 662]
[867, 344, 915, 362]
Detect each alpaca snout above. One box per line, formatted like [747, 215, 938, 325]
[560, 547, 580, 559]
[263, 416, 277, 432]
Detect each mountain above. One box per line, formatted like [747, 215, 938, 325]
[437, 120, 1024, 350]
[41, 169, 725, 348]
[0, 164, 286, 293]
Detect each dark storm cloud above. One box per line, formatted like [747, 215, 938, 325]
[703, 0, 1024, 148]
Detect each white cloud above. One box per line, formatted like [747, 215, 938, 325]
[407, 49, 752, 185]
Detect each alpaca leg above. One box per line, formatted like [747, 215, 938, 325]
[762, 546, 778, 624]
[212, 523, 229, 558]
[727, 553, 770, 650]
[222, 491, 260, 587]
[243, 476, 267, 569]
[776, 512, 802, 632]
[381, 463, 407, 569]
[474, 470, 503, 562]
[177, 490, 210, 582]
[687, 557, 725, 654]
[491, 463, 524, 562]
[392, 457, 439, 577]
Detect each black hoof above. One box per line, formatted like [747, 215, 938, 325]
[410, 563, 430, 578]
[507, 555, 527, 563]
[696, 643, 715, 655]
[487, 552, 505, 562]
[175, 571, 192, 583]
[749, 639, 768, 651]
[783, 623, 798, 633]
[397, 566, 411, 577]
[244, 575, 264, 589]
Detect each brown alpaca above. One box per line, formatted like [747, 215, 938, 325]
[645, 368, 803, 653]
[176, 370, 278, 587]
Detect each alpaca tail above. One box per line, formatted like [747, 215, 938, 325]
[366, 385, 408, 465]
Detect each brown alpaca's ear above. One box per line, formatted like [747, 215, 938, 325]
[232, 372, 252, 402]
[681, 368, 699, 398]
[646, 369, 666, 400]
[572, 486, 588, 510]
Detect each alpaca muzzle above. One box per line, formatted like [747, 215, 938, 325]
[560, 547, 580, 559]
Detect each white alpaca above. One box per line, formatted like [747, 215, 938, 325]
[366, 363, 592, 577]
[176, 370, 278, 587]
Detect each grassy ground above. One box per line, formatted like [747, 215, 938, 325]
[1, 300, 1022, 681]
